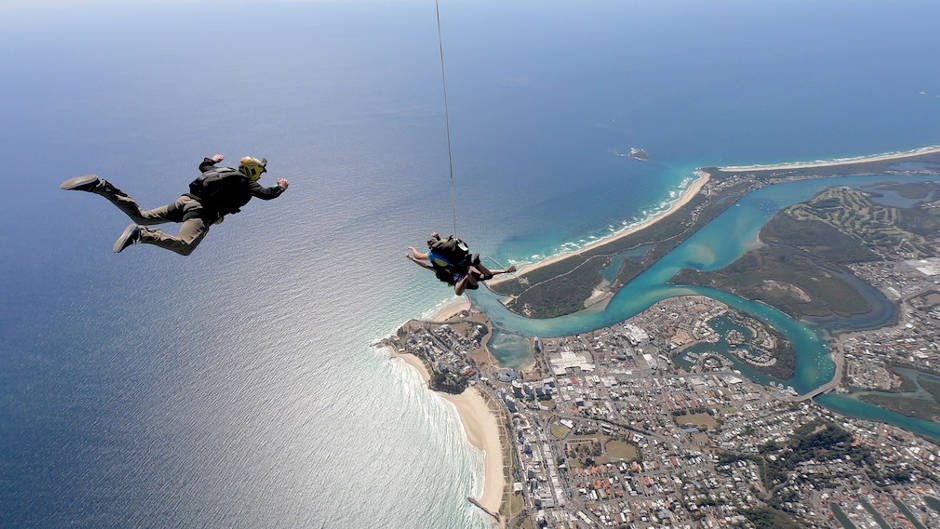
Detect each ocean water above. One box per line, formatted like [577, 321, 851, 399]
[3, 1, 940, 527]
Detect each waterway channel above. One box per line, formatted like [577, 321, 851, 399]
[471, 173, 940, 441]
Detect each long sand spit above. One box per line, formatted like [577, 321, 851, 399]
[486, 169, 710, 288]
[487, 144, 940, 290]
[718, 144, 940, 172]
[390, 298, 505, 515]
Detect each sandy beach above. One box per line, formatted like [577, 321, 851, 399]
[389, 353, 505, 515]
[718, 145, 940, 173]
[487, 169, 711, 288]
[440, 388, 504, 514]
[389, 298, 505, 517]
[394, 352, 431, 383]
[429, 298, 471, 322]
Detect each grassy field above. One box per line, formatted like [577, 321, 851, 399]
[505, 493, 525, 521]
[603, 440, 639, 461]
[676, 412, 719, 429]
[550, 422, 571, 439]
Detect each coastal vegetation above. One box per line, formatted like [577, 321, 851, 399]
[857, 394, 939, 423]
[871, 180, 940, 200]
[490, 150, 940, 320]
[430, 370, 468, 394]
[923, 378, 940, 402]
[760, 421, 870, 487]
[722, 420, 884, 527]
[489, 174, 757, 318]
[549, 422, 571, 439]
[673, 185, 938, 320]
[673, 245, 873, 318]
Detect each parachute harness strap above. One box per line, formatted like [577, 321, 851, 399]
[435, 0, 458, 237]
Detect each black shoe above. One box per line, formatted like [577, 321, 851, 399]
[60, 174, 100, 191]
[113, 224, 141, 253]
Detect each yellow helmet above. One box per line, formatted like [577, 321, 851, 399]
[238, 156, 267, 180]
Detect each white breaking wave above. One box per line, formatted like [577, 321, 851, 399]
[499, 170, 704, 270]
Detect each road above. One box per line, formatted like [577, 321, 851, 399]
[798, 349, 844, 402]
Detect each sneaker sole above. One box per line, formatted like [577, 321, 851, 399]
[60, 174, 99, 190]
[113, 224, 139, 253]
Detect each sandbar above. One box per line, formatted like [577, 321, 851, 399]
[393, 352, 431, 383]
[487, 169, 710, 288]
[718, 145, 940, 173]
[430, 298, 471, 322]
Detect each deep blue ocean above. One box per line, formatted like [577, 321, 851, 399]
[2, 1, 940, 527]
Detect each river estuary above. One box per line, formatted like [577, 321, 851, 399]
[472, 173, 940, 442]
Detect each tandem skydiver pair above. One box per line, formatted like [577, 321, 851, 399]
[406, 233, 515, 295]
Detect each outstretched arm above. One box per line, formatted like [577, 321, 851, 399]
[408, 246, 429, 260]
[248, 179, 287, 200]
[405, 254, 434, 270]
[199, 153, 224, 173]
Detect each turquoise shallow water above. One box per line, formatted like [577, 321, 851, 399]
[473, 173, 940, 441]
[4, 1, 940, 526]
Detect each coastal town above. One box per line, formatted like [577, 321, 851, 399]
[384, 295, 940, 529]
[382, 149, 940, 528]
[837, 256, 939, 421]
